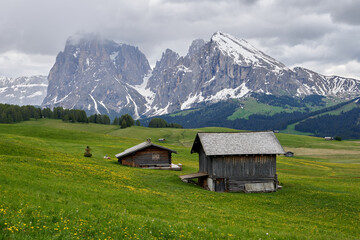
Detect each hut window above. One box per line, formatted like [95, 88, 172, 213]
[152, 153, 160, 160]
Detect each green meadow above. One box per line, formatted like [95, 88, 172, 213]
[0, 119, 359, 239]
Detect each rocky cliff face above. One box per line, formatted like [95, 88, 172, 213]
[42, 34, 151, 118]
[42, 32, 360, 118]
[0, 75, 47, 106]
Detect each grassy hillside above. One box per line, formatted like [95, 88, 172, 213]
[282, 100, 360, 135]
[0, 119, 359, 239]
[227, 96, 340, 121]
[227, 98, 293, 120]
[284, 105, 360, 140]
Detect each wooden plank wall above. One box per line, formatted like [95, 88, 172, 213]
[198, 147, 208, 173]
[121, 146, 171, 167]
[211, 155, 276, 179]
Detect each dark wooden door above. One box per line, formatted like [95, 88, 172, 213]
[215, 178, 225, 192]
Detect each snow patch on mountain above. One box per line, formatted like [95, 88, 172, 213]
[131, 72, 155, 114]
[181, 93, 204, 110]
[206, 82, 250, 103]
[203, 76, 216, 87]
[0, 87, 7, 94]
[126, 94, 140, 119]
[110, 51, 119, 61]
[89, 94, 100, 114]
[28, 91, 43, 98]
[73, 48, 80, 58]
[177, 65, 192, 73]
[151, 102, 171, 116]
[99, 101, 109, 113]
[53, 92, 72, 104]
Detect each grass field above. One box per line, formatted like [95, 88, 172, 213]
[227, 98, 294, 120]
[226, 97, 336, 121]
[0, 119, 359, 239]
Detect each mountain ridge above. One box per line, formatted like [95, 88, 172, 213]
[0, 75, 47, 106]
[143, 31, 360, 116]
[1, 32, 359, 119]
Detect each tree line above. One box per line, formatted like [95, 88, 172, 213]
[148, 118, 183, 128]
[0, 104, 44, 123]
[0, 104, 105, 124]
[0, 103, 183, 129]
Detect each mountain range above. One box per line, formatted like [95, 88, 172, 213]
[1, 32, 360, 120]
[0, 75, 47, 106]
[41, 32, 360, 118]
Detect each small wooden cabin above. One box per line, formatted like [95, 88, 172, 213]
[285, 151, 294, 157]
[183, 132, 285, 193]
[115, 139, 178, 169]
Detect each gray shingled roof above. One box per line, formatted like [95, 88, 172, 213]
[191, 131, 285, 156]
[115, 141, 177, 158]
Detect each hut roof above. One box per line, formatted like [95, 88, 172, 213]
[191, 131, 285, 156]
[115, 141, 177, 159]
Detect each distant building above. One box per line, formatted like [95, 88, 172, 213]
[180, 132, 285, 193]
[324, 137, 334, 141]
[285, 151, 294, 157]
[158, 138, 166, 142]
[115, 139, 180, 170]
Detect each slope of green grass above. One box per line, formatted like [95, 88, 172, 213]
[282, 101, 360, 135]
[227, 97, 338, 121]
[169, 109, 200, 117]
[319, 101, 359, 116]
[227, 98, 294, 120]
[0, 119, 359, 239]
[280, 123, 314, 136]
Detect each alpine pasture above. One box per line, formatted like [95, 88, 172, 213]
[0, 119, 359, 239]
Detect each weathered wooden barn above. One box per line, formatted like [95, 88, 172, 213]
[182, 132, 285, 193]
[115, 139, 180, 170]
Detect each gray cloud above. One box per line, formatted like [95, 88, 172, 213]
[328, 0, 360, 25]
[0, 0, 359, 79]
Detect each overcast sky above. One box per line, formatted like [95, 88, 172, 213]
[0, 0, 359, 79]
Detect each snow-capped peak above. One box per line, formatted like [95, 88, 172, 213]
[211, 31, 286, 71]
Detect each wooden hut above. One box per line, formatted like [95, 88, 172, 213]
[285, 151, 294, 157]
[115, 139, 180, 170]
[181, 132, 285, 193]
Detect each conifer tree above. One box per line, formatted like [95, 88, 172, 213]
[119, 114, 134, 128]
[103, 115, 110, 125]
[112, 117, 119, 125]
[120, 119, 127, 129]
